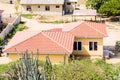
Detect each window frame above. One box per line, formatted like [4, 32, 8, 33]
[38, 5, 40, 8]
[56, 5, 60, 8]
[26, 6, 32, 11]
[88, 41, 98, 51]
[45, 5, 50, 11]
[73, 41, 82, 51]
[67, 3, 71, 5]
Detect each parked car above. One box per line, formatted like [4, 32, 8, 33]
[103, 50, 115, 59]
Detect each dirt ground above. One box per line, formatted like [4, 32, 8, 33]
[103, 22, 120, 64]
[0, 1, 22, 15]
[106, 52, 120, 64]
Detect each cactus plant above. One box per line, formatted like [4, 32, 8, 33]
[44, 55, 54, 80]
[6, 51, 46, 80]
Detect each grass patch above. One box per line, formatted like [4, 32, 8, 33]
[53, 19, 70, 24]
[21, 14, 37, 19]
[6, 22, 27, 40]
[116, 41, 120, 46]
[0, 64, 9, 75]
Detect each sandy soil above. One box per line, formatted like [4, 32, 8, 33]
[0, 2, 22, 15]
[106, 52, 120, 64]
[104, 22, 120, 64]
[104, 22, 120, 46]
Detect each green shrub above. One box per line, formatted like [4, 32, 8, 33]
[6, 22, 27, 40]
[38, 60, 44, 67]
[2, 59, 120, 80]
[0, 64, 9, 75]
[0, 36, 4, 46]
[21, 14, 37, 19]
[53, 60, 106, 80]
[116, 41, 120, 46]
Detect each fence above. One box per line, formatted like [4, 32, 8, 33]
[0, 15, 21, 37]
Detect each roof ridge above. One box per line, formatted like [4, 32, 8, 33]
[42, 32, 71, 53]
[85, 22, 106, 36]
[4, 31, 41, 52]
[69, 21, 84, 31]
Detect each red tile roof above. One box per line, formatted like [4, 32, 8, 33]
[4, 21, 107, 53]
[43, 28, 62, 32]
[68, 21, 107, 37]
[4, 31, 74, 53]
[73, 9, 96, 16]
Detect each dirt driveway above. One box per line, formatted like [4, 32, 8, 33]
[104, 22, 120, 64]
[106, 53, 120, 64]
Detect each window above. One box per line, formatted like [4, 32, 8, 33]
[74, 41, 82, 51]
[56, 5, 60, 8]
[89, 42, 98, 51]
[74, 42, 77, 50]
[67, 3, 71, 5]
[45, 6, 50, 11]
[38, 5, 40, 8]
[26, 6, 31, 11]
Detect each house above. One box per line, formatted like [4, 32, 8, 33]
[63, 21, 107, 59]
[4, 21, 107, 63]
[4, 31, 74, 63]
[73, 9, 97, 21]
[20, 0, 77, 15]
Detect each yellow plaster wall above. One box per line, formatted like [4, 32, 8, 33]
[73, 38, 103, 57]
[8, 53, 69, 63]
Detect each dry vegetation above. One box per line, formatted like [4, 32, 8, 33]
[77, 0, 86, 5]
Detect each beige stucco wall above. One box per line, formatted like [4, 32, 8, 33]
[21, 4, 63, 15]
[8, 53, 69, 63]
[73, 37, 103, 57]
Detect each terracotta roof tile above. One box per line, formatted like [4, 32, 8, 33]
[4, 31, 74, 54]
[43, 28, 62, 32]
[68, 21, 107, 37]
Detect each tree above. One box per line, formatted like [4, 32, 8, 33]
[86, 0, 109, 11]
[98, 0, 120, 16]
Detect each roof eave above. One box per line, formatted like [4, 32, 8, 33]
[20, 3, 64, 5]
[4, 51, 72, 54]
[75, 36, 107, 38]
